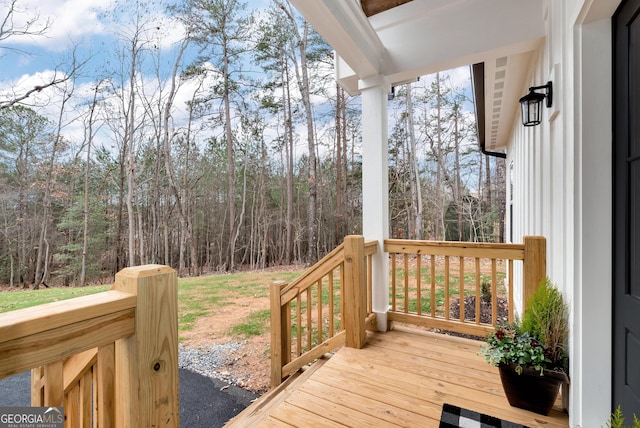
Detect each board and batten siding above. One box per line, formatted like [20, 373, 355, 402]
[505, 1, 619, 426]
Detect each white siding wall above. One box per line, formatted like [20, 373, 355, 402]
[506, 0, 619, 426]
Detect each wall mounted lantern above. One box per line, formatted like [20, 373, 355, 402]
[519, 81, 553, 127]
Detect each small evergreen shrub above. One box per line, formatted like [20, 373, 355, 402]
[520, 279, 569, 372]
[481, 281, 492, 304]
[605, 406, 640, 428]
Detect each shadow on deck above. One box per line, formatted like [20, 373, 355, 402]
[226, 327, 569, 427]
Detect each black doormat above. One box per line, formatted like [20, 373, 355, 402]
[439, 403, 529, 428]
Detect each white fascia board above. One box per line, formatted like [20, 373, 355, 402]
[289, 0, 387, 80]
[293, 0, 545, 96]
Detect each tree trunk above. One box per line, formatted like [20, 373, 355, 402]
[454, 106, 462, 241]
[34, 88, 71, 288]
[298, 22, 318, 262]
[335, 81, 343, 243]
[284, 59, 294, 265]
[81, 84, 101, 287]
[278, 2, 317, 261]
[406, 84, 423, 240]
[222, 47, 237, 271]
[435, 72, 444, 240]
[126, 41, 138, 267]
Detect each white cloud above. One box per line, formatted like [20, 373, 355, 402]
[5, 0, 115, 50]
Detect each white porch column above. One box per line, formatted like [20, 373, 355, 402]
[359, 75, 390, 332]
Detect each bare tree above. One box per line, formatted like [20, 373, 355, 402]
[32, 82, 74, 289]
[276, 0, 319, 261]
[405, 84, 423, 239]
[255, 4, 296, 263]
[0, 1, 70, 110]
[80, 82, 105, 286]
[0, 0, 50, 48]
[179, 0, 253, 270]
[155, 39, 201, 275]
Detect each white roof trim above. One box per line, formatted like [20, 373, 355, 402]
[290, 0, 546, 149]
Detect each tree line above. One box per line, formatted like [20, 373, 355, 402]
[0, 0, 505, 288]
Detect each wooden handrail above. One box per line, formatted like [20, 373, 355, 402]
[271, 236, 377, 387]
[385, 236, 546, 337]
[279, 243, 345, 303]
[0, 291, 136, 378]
[0, 264, 179, 428]
[385, 239, 525, 260]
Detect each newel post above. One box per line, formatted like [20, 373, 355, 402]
[270, 281, 290, 387]
[343, 235, 367, 349]
[523, 236, 547, 313]
[111, 265, 179, 428]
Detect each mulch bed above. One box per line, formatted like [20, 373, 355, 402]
[438, 296, 510, 340]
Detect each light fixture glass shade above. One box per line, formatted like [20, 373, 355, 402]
[519, 90, 546, 127]
[519, 82, 552, 127]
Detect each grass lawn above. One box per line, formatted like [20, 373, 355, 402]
[0, 269, 301, 342]
[0, 285, 110, 313]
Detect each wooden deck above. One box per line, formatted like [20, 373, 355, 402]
[227, 326, 569, 427]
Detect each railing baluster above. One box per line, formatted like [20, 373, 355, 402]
[296, 294, 302, 356]
[97, 343, 115, 427]
[444, 256, 450, 320]
[416, 256, 422, 316]
[31, 367, 44, 406]
[508, 259, 514, 324]
[317, 279, 323, 344]
[329, 270, 334, 337]
[430, 255, 436, 317]
[391, 253, 397, 311]
[66, 382, 79, 427]
[367, 254, 373, 314]
[460, 257, 465, 323]
[475, 257, 481, 325]
[340, 264, 345, 331]
[44, 361, 63, 406]
[80, 368, 91, 426]
[306, 288, 312, 350]
[404, 254, 409, 314]
[491, 259, 498, 326]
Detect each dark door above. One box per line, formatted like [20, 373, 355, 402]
[614, 0, 640, 417]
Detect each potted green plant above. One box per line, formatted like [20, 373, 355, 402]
[480, 279, 569, 415]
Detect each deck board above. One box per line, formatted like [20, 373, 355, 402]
[227, 327, 570, 428]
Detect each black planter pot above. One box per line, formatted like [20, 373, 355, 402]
[498, 363, 569, 416]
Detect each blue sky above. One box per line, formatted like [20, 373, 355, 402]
[1, 0, 476, 162]
[1, 0, 274, 144]
[1, 0, 271, 84]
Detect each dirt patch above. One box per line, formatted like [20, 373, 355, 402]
[181, 296, 272, 394]
[182, 296, 269, 345]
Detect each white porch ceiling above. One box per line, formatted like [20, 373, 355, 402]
[289, 0, 546, 151]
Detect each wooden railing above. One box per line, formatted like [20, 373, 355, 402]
[0, 265, 179, 427]
[270, 236, 377, 386]
[385, 236, 546, 337]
